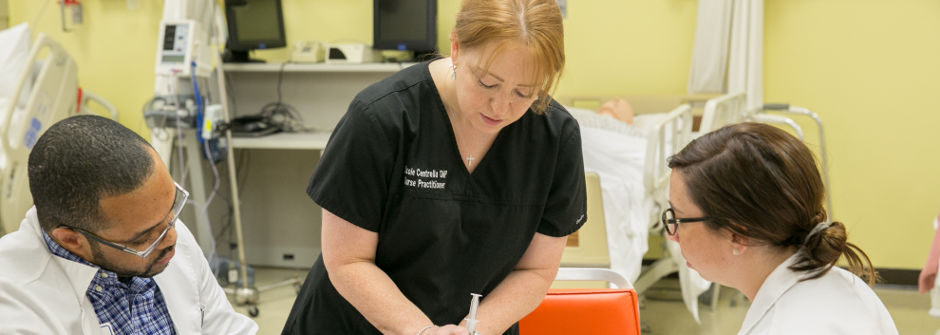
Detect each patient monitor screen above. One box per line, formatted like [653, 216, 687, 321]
[376, 0, 429, 44]
[230, 0, 284, 47]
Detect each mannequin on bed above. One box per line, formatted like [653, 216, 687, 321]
[596, 98, 635, 125]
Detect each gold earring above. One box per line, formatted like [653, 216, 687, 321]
[451, 64, 457, 80]
[732, 248, 741, 256]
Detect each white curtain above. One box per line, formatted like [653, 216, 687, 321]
[728, 0, 763, 111]
[681, 0, 764, 322]
[689, 0, 764, 111]
[687, 0, 733, 94]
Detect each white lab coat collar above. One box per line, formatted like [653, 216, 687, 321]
[737, 252, 804, 334]
[23, 211, 98, 302]
[15, 207, 104, 333]
[51, 254, 99, 308]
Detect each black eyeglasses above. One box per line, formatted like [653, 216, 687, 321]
[64, 182, 188, 258]
[661, 207, 709, 235]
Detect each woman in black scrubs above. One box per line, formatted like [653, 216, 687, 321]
[282, 1, 585, 334]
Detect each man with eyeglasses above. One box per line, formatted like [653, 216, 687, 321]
[0, 115, 257, 334]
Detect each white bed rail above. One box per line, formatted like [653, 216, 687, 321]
[635, 103, 699, 316]
[0, 33, 78, 234]
[699, 92, 747, 135]
[80, 90, 119, 119]
[643, 104, 693, 228]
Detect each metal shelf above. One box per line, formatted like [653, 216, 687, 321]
[229, 131, 331, 150]
[222, 62, 414, 73]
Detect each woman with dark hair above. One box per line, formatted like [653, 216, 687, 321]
[664, 122, 898, 334]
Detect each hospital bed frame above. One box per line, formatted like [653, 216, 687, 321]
[564, 93, 746, 323]
[0, 33, 119, 236]
[698, 92, 747, 134]
[0, 33, 78, 235]
[633, 103, 694, 295]
[559, 94, 707, 322]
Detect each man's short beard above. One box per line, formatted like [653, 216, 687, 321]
[89, 242, 173, 278]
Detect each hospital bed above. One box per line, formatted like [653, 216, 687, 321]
[562, 92, 744, 323]
[0, 31, 117, 235]
[0, 33, 78, 235]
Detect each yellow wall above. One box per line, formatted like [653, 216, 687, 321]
[765, 0, 940, 269]
[257, 0, 699, 98]
[9, 0, 937, 270]
[8, 0, 696, 133]
[559, 0, 696, 97]
[9, 0, 164, 135]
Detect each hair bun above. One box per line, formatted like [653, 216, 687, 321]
[807, 221, 845, 262]
[811, 210, 827, 226]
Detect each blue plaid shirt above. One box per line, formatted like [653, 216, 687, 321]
[42, 231, 176, 334]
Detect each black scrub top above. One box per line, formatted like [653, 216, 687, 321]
[282, 61, 587, 335]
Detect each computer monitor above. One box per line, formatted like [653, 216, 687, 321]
[373, 0, 438, 61]
[224, 0, 287, 63]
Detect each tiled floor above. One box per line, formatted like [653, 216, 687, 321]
[226, 267, 307, 335]
[231, 267, 940, 334]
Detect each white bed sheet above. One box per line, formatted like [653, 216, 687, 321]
[569, 107, 712, 322]
[568, 107, 651, 283]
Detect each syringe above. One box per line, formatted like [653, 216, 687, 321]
[465, 293, 482, 335]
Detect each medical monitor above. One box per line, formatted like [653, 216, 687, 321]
[373, 0, 438, 61]
[224, 0, 287, 63]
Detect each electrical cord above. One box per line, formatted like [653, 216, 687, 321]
[262, 62, 308, 132]
[214, 63, 307, 134]
[191, 61, 205, 142]
[237, 62, 310, 133]
[201, 137, 222, 264]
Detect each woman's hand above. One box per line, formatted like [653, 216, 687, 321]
[920, 262, 938, 293]
[921, 215, 940, 294]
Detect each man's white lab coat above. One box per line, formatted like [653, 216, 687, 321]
[0, 207, 258, 334]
